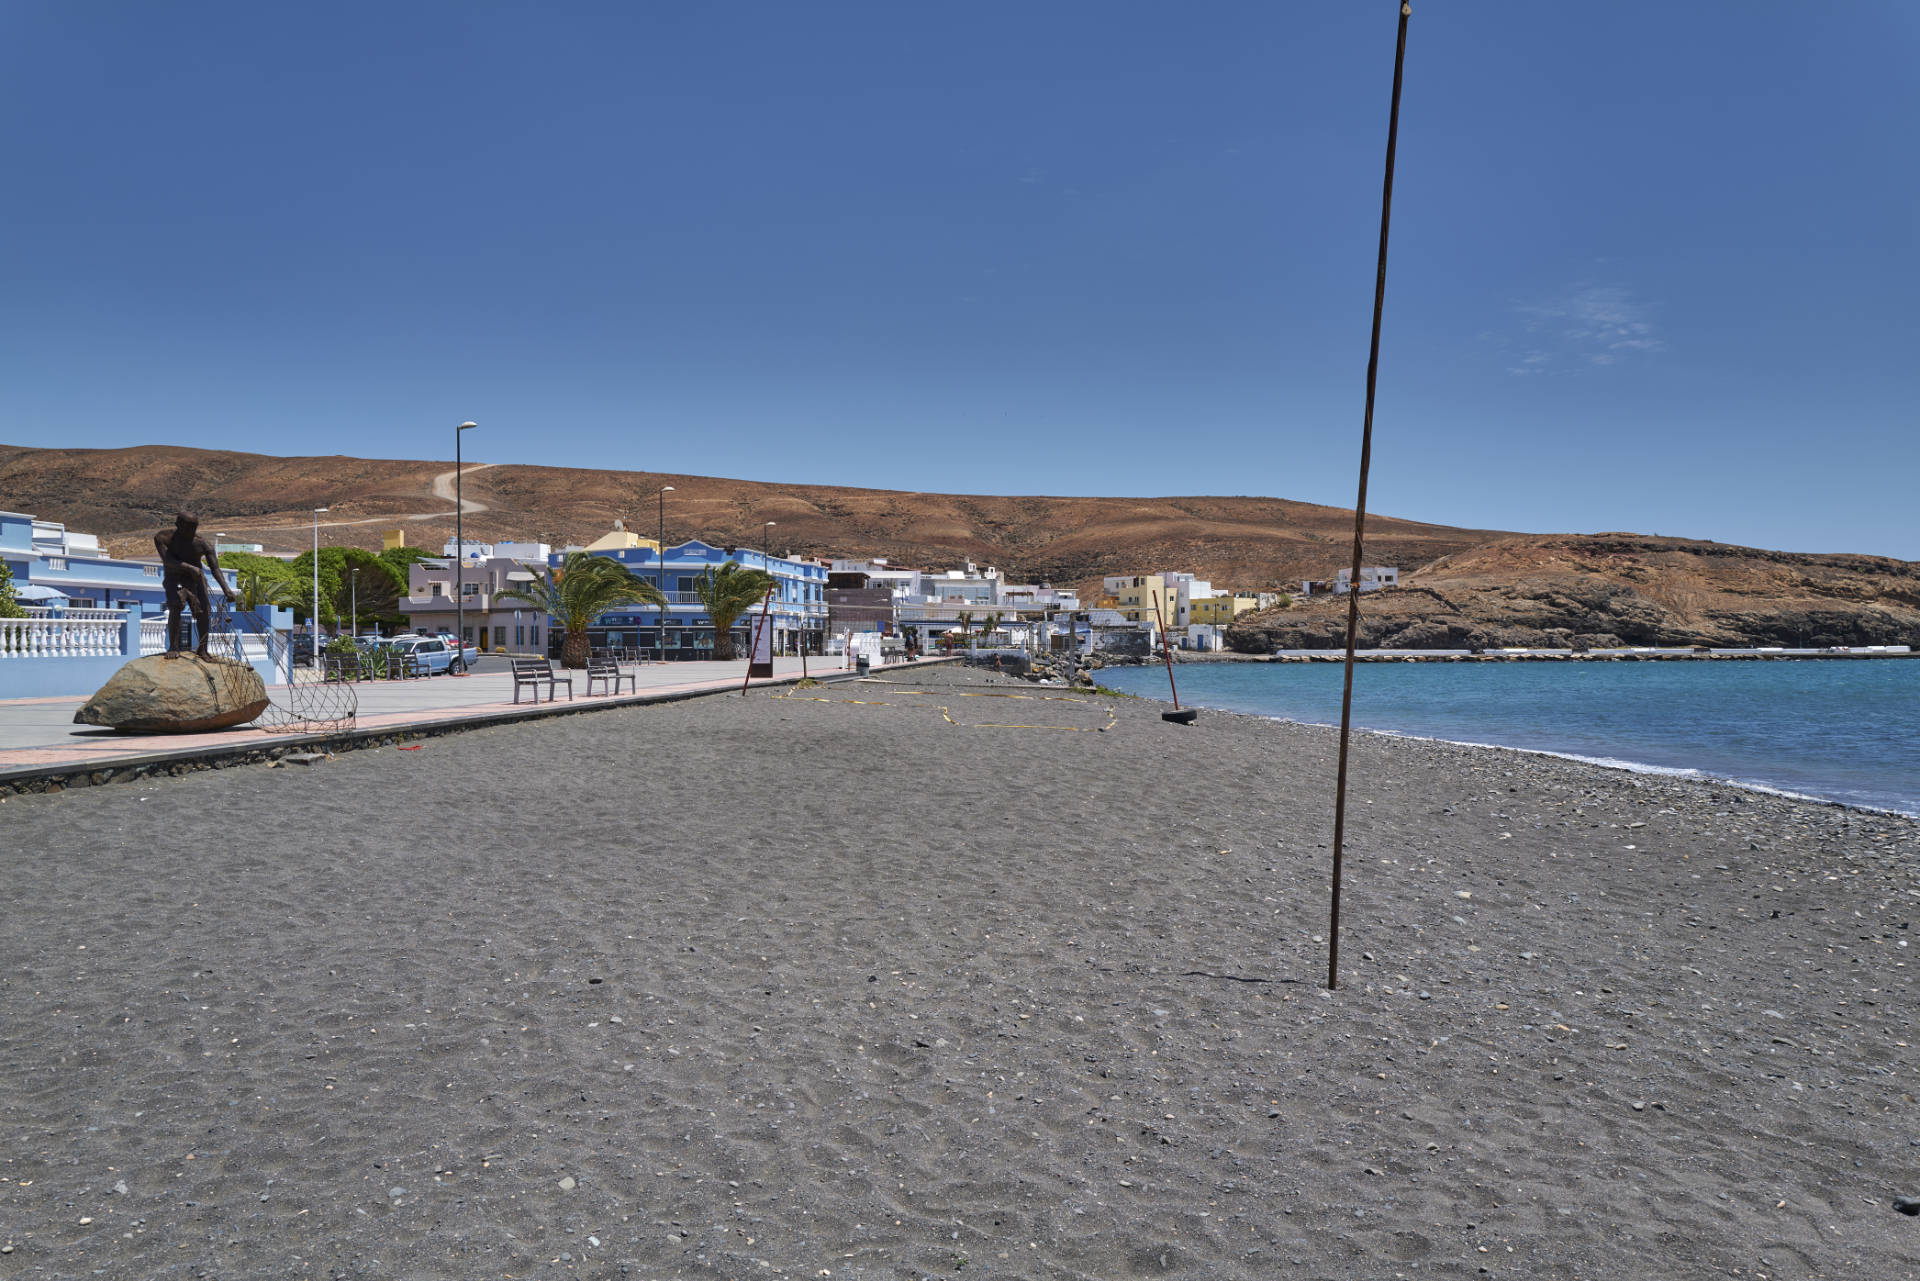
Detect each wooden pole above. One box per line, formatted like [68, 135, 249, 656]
[1151, 589, 1180, 710]
[1328, 0, 1412, 992]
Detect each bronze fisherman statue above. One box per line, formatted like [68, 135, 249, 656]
[153, 512, 233, 658]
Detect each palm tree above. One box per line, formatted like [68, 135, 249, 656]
[233, 564, 300, 613]
[497, 552, 665, 668]
[692, 562, 775, 661]
[982, 611, 1003, 647]
[956, 609, 974, 651]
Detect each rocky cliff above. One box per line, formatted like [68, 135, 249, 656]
[1226, 535, 1920, 652]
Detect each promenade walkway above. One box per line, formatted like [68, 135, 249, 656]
[0, 655, 947, 786]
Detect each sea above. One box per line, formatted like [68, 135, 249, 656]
[1092, 658, 1920, 817]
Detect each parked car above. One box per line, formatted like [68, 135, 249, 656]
[385, 634, 478, 675]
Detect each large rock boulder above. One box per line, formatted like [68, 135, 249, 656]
[74, 654, 270, 733]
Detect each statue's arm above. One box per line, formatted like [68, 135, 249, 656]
[201, 541, 233, 598]
[153, 530, 169, 562]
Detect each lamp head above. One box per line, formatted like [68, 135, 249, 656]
[661, 485, 674, 494]
[458, 421, 477, 431]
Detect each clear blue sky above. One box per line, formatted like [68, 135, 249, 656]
[2, 3, 1914, 557]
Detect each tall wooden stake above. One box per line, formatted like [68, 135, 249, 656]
[1151, 589, 1181, 711]
[1329, 1, 1412, 992]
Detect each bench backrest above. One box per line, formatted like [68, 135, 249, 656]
[512, 658, 554, 676]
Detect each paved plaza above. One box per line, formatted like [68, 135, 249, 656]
[0, 653, 936, 782]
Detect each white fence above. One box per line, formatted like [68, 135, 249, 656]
[1, 611, 128, 658]
[139, 623, 274, 667]
[0, 608, 274, 667]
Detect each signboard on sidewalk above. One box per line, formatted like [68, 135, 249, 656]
[747, 610, 774, 678]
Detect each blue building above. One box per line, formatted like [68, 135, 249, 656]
[2, 510, 286, 697]
[2, 510, 181, 610]
[555, 539, 829, 659]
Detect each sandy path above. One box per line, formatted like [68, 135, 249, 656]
[1, 668, 1916, 1278]
[427, 462, 495, 517]
[216, 462, 499, 534]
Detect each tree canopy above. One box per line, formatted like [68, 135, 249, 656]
[0, 559, 24, 619]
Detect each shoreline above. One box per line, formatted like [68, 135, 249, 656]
[1103, 679, 1920, 821]
[1105, 647, 1919, 665]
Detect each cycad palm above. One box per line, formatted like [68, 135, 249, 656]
[498, 552, 666, 668]
[692, 562, 775, 661]
[234, 565, 300, 613]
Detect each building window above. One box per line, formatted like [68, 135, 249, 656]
[461, 582, 481, 598]
[431, 583, 444, 597]
[463, 627, 474, 644]
[48, 557, 66, 571]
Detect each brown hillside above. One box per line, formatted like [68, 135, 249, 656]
[1227, 534, 1920, 651]
[0, 443, 1506, 593]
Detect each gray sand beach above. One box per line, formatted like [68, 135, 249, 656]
[2, 666, 1917, 1279]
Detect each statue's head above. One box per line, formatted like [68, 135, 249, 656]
[175, 512, 198, 535]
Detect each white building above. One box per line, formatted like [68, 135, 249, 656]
[1100, 571, 1227, 627]
[442, 538, 552, 564]
[1301, 566, 1400, 597]
[838, 559, 1082, 650]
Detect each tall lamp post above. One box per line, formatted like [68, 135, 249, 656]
[350, 567, 359, 640]
[656, 485, 673, 662]
[455, 421, 476, 672]
[312, 507, 328, 657]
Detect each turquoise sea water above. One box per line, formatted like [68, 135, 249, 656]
[1093, 659, 1920, 817]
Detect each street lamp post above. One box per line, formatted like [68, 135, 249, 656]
[312, 507, 328, 660]
[455, 422, 476, 673]
[350, 567, 359, 640]
[656, 486, 673, 663]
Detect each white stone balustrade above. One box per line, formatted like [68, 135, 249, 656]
[1, 611, 129, 658]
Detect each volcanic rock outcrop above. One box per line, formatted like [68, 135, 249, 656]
[74, 654, 269, 733]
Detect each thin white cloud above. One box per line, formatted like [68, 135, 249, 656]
[1505, 284, 1665, 374]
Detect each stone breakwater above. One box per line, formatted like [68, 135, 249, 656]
[1002, 648, 1918, 674]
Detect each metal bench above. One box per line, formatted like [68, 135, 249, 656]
[586, 658, 635, 697]
[512, 657, 573, 704]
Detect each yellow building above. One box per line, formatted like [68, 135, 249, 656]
[381, 528, 408, 552]
[1189, 594, 1260, 626]
[1101, 575, 1167, 624]
[580, 520, 661, 554]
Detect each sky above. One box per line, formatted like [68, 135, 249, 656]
[2, 2, 1915, 558]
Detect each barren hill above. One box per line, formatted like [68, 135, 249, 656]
[1226, 533, 1920, 651]
[0, 443, 1504, 592]
[6, 443, 1914, 649]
